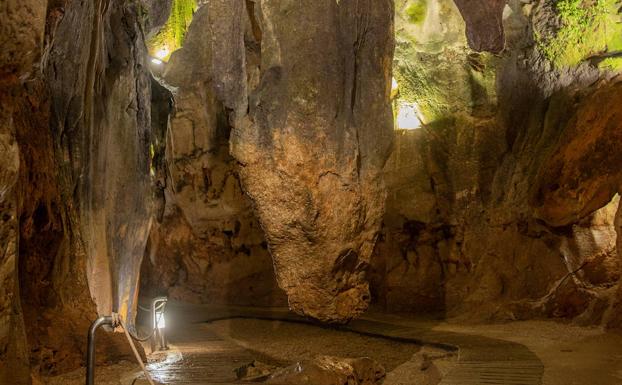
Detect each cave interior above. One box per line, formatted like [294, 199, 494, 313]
[2, 0, 622, 384]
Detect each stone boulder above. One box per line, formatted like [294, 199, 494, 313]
[267, 356, 385, 385]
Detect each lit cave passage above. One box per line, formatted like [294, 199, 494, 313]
[3, 0, 622, 384]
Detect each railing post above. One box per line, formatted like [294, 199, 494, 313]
[86, 316, 113, 385]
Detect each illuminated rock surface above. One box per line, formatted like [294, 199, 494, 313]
[4, 0, 622, 382]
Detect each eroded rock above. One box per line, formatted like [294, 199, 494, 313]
[140, 5, 285, 307]
[452, 0, 506, 53]
[1, 0, 47, 382]
[230, 0, 395, 323]
[267, 356, 385, 385]
[46, 0, 153, 324]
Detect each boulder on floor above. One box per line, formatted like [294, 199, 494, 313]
[266, 356, 385, 385]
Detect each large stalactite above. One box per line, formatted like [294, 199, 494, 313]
[225, 0, 396, 323]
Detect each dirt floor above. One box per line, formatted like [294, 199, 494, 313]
[434, 320, 622, 385]
[39, 305, 622, 385]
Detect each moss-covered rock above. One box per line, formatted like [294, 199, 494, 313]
[392, 0, 497, 125]
[147, 0, 197, 60]
[406, 0, 428, 25]
[534, 0, 622, 69]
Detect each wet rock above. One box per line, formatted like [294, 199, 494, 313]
[267, 356, 385, 385]
[230, 0, 395, 323]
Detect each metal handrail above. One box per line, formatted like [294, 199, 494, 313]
[86, 316, 113, 385]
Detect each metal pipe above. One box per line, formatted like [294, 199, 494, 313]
[86, 316, 113, 385]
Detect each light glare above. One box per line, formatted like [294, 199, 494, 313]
[155, 47, 170, 60]
[156, 311, 166, 329]
[396, 102, 422, 130]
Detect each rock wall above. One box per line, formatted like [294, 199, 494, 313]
[140, 6, 286, 306]
[142, 0, 396, 323]
[1, 1, 49, 382]
[371, 0, 622, 325]
[2, 0, 160, 380]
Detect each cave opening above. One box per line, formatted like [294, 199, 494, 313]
[3, 0, 622, 384]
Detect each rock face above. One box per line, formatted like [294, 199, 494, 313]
[230, 0, 395, 323]
[140, 5, 286, 307]
[452, 0, 507, 53]
[45, 0, 154, 323]
[1, 0, 48, 383]
[1, 0, 155, 380]
[371, 0, 622, 325]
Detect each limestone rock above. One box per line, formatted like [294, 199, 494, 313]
[140, 5, 285, 307]
[267, 356, 385, 385]
[372, 0, 622, 327]
[531, 81, 622, 227]
[230, 0, 395, 323]
[141, 0, 174, 38]
[235, 360, 278, 382]
[0, 0, 47, 383]
[46, 0, 153, 323]
[452, 0, 506, 53]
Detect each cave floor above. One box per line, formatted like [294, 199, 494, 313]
[43, 303, 622, 385]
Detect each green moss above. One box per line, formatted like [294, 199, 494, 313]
[598, 56, 622, 70]
[147, 0, 197, 60]
[394, 58, 448, 122]
[536, 0, 622, 69]
[405, 0, 428, 25]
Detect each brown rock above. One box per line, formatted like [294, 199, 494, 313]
[141, 5, 285, 307]
[230, 0, 395, 323]
[452, 0, 506, 53]
[267, 356, 385, 385]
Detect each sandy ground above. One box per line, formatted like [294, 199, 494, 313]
[436, 320, 622, 385]
[206, 318, 420, 371]
[366, 312, 622, 385]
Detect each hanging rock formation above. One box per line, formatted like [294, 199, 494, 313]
[452, 0, 507, 53]
[227, 0, 395, 323]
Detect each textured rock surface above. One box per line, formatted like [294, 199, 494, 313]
[0, 0, 153, 379]
[1, 0, 47, 383]
[230, 0, 395, 323]
[140, 5, 286, 307]
[45, 0, 153, 324]
[267, 356, 385, 385]
[452, 0, 507, 53]
[371, 0, 622, 325]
